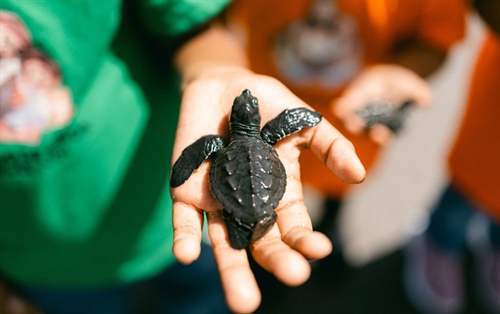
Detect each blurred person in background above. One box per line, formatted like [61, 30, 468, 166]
[225, 0, 466, 255]
[403, 1, 500, 313]
[0, 1, 367, 313]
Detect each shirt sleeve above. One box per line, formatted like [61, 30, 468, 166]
[139, 0, 231, 37]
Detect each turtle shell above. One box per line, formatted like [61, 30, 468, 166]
[209, 137, 286, 228]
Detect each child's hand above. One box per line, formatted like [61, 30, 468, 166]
[0, 280, 38, 314]
[170, 67, 365, 313]
[333, 64, 432, 145]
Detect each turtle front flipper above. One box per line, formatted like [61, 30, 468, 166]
[170, 135, 225, 187]
[261, 108, 322, 146]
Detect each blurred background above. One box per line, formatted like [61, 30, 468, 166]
[338, 11, 486, 267]
[253, 12, 491, 314]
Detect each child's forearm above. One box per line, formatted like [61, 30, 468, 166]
[174, 23, 249, 91]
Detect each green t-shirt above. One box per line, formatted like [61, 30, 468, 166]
[0, 0, 229, 287]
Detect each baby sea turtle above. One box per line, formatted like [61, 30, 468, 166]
[356, 100, 414, 134]
[171, 89, 322, 249]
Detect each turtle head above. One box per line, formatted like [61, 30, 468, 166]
[230, 89, 261, 128]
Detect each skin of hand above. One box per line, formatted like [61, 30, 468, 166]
[0, 281, 38, 314]
[333, 64, 433, 145]
[171, 25, 366, 314]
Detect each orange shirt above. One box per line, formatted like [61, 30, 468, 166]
[448, 32, 500, 222]
[227, 0, 465, 197]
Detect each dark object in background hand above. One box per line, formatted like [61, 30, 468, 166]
[171, 89, 322, 249]
[356, 100, 414, 134]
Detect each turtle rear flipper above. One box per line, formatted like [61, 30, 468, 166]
[261, 108, 322, 146]
[223, 210, 254, 249]
[250, 211, 278, 242]
[170, 135, 225, 187]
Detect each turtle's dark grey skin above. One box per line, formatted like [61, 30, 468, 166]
[356, 100, 414, 134]
[170, 89, 322, 249]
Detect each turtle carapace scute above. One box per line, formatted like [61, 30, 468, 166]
[171, 89, 322, 249]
